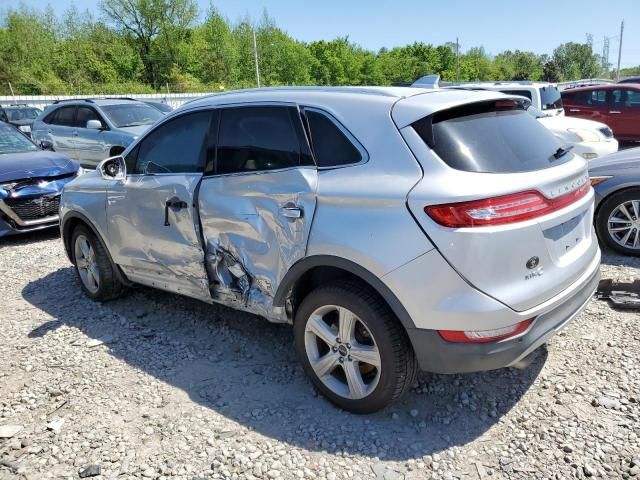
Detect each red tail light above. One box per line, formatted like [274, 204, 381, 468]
[438, 319, 533, 344]
[425, 181, 590, 228]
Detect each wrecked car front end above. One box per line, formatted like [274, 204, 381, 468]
[0, 152, 80, 237]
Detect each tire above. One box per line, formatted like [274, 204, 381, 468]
[595, 188, 640, 257]
[294, 280, 417, 414]
[71, 225, 124, 301]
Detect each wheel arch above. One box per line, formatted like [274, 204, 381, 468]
[61, 212, 130, 285]
[274, 255, 416, 331]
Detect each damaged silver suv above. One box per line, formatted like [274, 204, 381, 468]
[61, 87, 600, 413]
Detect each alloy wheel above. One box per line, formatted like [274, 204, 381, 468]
[74, 234, 100, 293]
[304, 305, 381, 400]
[607, 199, 640, 250]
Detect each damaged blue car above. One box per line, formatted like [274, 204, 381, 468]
[0, 121, 81, 237]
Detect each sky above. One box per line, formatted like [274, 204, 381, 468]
[8, 0, 640, 69]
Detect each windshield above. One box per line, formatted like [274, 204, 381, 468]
[100, 103, 163, 128]
[540, 86, 563, 110]
[0, 123, 38, 155]
[5, 107, 41, 121]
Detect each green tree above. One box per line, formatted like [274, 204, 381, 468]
[552, 42, 599, 81]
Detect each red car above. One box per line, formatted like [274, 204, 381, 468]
[561, 84, 640, 142]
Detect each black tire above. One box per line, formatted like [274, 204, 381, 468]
[71, 225, 124, 301]
[294, 280, 417, 414]
[595, 188, 640, 257]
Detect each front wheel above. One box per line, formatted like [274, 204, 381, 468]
[596, 188, 640, 256]
[71, 225, 124, 301]
[294, 280, 417, 414]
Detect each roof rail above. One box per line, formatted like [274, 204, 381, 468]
[52, 98, 95, 104]
[101, 97, 139, 101]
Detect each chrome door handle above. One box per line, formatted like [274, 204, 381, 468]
[281, 206, 303, 219]
[609, 111, 622, 114]
[569, 108, 581, 112]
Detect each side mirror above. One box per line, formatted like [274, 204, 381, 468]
[98, 156, 126, 182]
[86, 119, 103, 130]
[40, 140, 54, 151]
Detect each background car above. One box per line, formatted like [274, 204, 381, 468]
[617, 77, 640, 84]
[0, 121, 80, 237]
[527, 105, 618, 160]
[136, 99, 173, 113]
[32, 98, 163, 168]
[590, 147, 640, 256]
[0, 104, 43, 137]
[561, 84, 640, 142]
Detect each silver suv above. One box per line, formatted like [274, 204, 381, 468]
[32, 98, 163, 168]
[60, 87, 601, 413]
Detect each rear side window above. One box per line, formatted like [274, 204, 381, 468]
[134, 111, 213, 174]
[216, 106, 312, 175]
[413, 101, 566, 174]
[610, 89, 640, 108]
[305, 109, 363, 167]
[539, 86, 563, 110]
[49, 106, 76, 126]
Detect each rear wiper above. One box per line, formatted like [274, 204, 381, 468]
[552, 145, 574, 160]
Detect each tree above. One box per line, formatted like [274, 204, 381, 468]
[552, 42, 599, 81]
[100, 0, 198, 86]
[542, 60, 561, 82]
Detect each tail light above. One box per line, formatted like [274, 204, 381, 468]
[425, 181, 590, 228]
[438, 319, 533, 344]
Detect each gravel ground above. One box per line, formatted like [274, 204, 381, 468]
[0, 230, 639, 480]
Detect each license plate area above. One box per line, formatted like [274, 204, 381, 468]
[542, 211, 589, 261]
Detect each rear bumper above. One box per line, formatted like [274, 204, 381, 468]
[406, 262, 600, 374]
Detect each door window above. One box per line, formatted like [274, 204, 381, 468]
[215, 106, 312, 175]
[589, 90, 607, 106]
[609, 89, 640, 108]
[75, 107, 103, 128]
[134, 111, 213, 174]
[304, 109, 364, 167]
[51, 106, 76, 127]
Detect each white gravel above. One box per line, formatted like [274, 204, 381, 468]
[0, 230, 639, 480]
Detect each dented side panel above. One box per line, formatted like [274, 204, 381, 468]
[198, 168, 318, 321]
[106, 173, 212, 301]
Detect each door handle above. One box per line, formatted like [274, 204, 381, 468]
[569, 108, 581, 112]
[281, 206, 303, 219]
[609, 111, 621, 114]
[164, 197, 189, 226]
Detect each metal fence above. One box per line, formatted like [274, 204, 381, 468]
[0, 92, 216, 109]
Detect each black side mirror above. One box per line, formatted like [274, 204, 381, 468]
[40, 140, 54, 151]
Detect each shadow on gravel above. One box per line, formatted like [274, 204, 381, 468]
[601, 249, 640, 269]
[22, 267, 546, 461]
[0, 228, 60, 247]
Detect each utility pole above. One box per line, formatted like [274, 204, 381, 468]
[456, 37, 460, 84]
[253, 29, 261, 88]
[616, 20, 624, 80]
[602, 37, 610, 78]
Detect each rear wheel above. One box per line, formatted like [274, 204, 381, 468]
[294, 280, 417, 413]
[71, 225, 124, 301]
[596, 188, 640, 256]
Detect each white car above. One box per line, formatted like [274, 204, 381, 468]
[528, 105, 618, 160]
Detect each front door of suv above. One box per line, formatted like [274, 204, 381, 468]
[105, 109, 215, 301]
[73, 106, 110, 168]
[197, 104, 318, 310]
[607, 88, 640, 141]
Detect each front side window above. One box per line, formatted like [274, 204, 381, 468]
[304, 109, 363, 167]
[134, 111, 213, 174]
[216, 106, 311, 175]
[100, 103, 163, 128]
[0, 123, 38, 155]
[75, 107, 103, 128]
[609, 89, 640, 108]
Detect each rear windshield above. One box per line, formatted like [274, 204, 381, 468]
[413, 101, 569, 173]
[539, 86, 563, 110]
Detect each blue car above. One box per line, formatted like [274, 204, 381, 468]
[0, 121, 81, 237]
